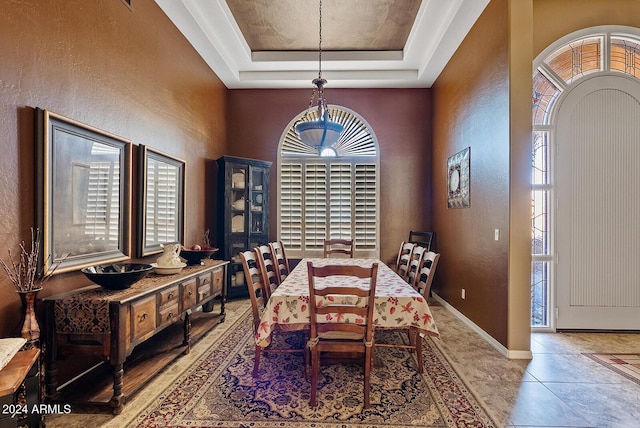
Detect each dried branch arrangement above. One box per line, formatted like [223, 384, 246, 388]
[0, 228, 61, 292]
[203, 229, 211, 248]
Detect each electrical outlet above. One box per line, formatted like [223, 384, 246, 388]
[494, 229, 500, 241]
[461, 288, 466, 299]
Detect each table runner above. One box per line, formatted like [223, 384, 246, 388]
[52, 259, 224, 335]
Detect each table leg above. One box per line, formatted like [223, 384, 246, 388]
[44, 302, 60, 401]
[183, 310, 191, 354]
[110, 363, 124, 415]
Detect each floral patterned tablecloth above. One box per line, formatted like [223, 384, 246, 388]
[256, 258, 440, 347]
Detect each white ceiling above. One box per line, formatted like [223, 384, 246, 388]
[155, 0, 489, 89]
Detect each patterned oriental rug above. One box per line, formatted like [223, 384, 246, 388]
[584, 353, 640, 385]
[133, 307, 496, 428]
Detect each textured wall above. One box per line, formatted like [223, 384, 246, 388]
[432, 0, 511, 346]
[226, 88, 433, 265]
[0, 0, 227, 337]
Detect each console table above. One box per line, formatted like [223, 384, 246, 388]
[43, 259, 228, 415]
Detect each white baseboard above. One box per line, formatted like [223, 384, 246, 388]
[432, 293, 532, 360]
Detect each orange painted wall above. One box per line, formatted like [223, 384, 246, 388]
[226, 88, 433, 265]
[0, 0, 227, 337]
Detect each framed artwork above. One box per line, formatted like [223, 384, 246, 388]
[35, 108, 132, 274]
[447, 147, 470, 208]
[137, 145, 185, 257]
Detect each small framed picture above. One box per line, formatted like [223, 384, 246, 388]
[447, 147, 470, 208]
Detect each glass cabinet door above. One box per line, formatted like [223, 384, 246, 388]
[230, 165, 247, 234]
[249, 167, 267, 234]
[228, 239, 247, 294]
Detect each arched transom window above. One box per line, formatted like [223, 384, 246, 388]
[278, 105, 380, 258]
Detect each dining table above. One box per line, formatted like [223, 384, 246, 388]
[255, 258, 440, 347]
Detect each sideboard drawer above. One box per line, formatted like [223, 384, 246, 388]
[131, 296, 156, 341]
[158, 303, 179, 327]
[212, 268, 224, 295]
[159, 285, 179, 307]
[181, 278, 197, 309]
[197, 272, 212, 303]
[198, 283, 212, 302]
[197, 272, 212, 289]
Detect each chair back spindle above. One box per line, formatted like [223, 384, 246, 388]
[269, 240, 290, 283]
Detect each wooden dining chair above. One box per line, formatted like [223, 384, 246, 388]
[239, 250, 306, 377]
[269, 240, 290, 284]
[255, 244, 280, 298]
[306, 261, 378, 408]
[404, 245, 426, 288]
[408, 230, 434, 252]
[376, 250, 438, 375]
[394, 241, 415, 274]
[322, 238, 354, 258]
[414, 251, 441, 298]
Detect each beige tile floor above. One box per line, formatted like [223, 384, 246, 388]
[429, 301, 640, 428]
[47, 298, 640, 428]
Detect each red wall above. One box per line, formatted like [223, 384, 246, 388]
[226, 88, 433, 264]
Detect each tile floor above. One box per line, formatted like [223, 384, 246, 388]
[429, 301, 640, 427]
[47, 298, 640, 428]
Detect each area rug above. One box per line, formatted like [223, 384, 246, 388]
[584, 353, 640, 385]
[133, 309, 496, 427]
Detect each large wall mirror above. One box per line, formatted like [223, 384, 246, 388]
[137, 145, 185, 257]
[35, 108, 132, 275]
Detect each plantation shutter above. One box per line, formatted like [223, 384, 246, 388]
[329, 164, 352, 239]
[304, 163, 327, 251]
[145, 162, 179, 245]
[355, 164, 376, 250]
[280, 163, 303, 250]
[87, 161, 119, 244]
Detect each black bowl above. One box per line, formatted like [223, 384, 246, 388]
[81, 263, 153, 290]
[180, 247, 218, 266]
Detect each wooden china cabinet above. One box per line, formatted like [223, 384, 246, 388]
[216, 156, 271, 299]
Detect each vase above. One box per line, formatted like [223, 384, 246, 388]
[18, 288, 41, 343]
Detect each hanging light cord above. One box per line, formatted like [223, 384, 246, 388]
[318, 0, 322, 79]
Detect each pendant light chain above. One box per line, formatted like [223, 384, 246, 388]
[295, 0, 344, 152]
[318, 0, 322, 79]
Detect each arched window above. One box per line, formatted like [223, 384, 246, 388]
[277, 106, 380, 258]
[531, 27, 640, 328]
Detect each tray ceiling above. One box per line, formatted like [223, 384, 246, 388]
[155, 0, 490, 89]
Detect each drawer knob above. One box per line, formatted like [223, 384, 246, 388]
[140, 312, 148, 321]
[168, 292, 174, 299]
[188, 290, 193, 296]
[168, 313, 174, 319]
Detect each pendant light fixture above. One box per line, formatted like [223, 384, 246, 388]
[295, 0, 344, 152]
